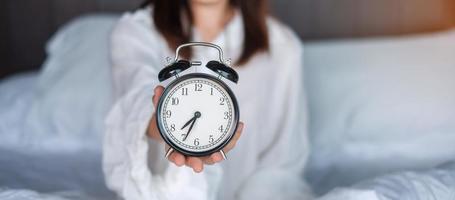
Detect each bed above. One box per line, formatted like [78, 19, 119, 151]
[0, 15, 117, 200]
[1, 13, 455, 200]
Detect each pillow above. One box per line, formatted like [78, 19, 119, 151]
[303, 29, 455, 195]
[23, 14, 119, 146]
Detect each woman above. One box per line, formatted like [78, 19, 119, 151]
[103, 0, 311, 199]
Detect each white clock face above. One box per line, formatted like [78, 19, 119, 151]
[158, 75, 238, 154]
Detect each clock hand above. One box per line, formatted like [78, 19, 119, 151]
[181, 116, 196, 130]
[181, 111, 202, 130]
[183, 118, 197, 141]
[182, 111, 202, 141]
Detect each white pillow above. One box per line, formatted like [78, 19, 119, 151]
[23, 14, 119, 145]
[303, 29, 455, 195]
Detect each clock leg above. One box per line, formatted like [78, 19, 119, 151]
[220, 150, 227, 160]
[165, 148, 174, 159]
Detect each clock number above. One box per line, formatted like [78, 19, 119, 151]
[194, 138, 200, 146]
[195, 83, 203, 91]
[218, 125, 224, 133]
[209, 135, 214, 144]
[164, 110, 172, 118]
[224, 111, 229, 119]
[171, 97, 179, 105]
[170, 124, 176, 132]
[182, 88, 188, 96]
[210, 88, 214, 95]
[219, 97, 225, 105]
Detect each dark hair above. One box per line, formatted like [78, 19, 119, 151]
[141, 0, 269, 65]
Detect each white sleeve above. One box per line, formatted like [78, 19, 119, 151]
[102, 14, 214, 200]
[237, 38, 313, 200]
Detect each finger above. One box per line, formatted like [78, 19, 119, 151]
[209, 152, 224, 163]
[224, 122, 244, 152]
[201, 154, 220, 165]
[186, 157, 203, 173]
[165, 145, 184, 166]
[168, 152, 185, 167]
[153, 86, 165, 107]
[201, 156, 216, 165]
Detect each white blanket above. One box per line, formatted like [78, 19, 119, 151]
[319, 161, 455, 200]
[0, 15, 118, 200]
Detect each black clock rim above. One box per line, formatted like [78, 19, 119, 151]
[156, 73, 240, 157]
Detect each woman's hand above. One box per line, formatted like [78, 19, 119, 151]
[148, 86, 244, 173]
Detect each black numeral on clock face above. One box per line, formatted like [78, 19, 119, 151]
[170, 124, 176, 132]
[194, 138, 200, 146]
[171, 97, 179, 105]
[195, 83, 203, 91]
[219, 97, 225, 105]
[182, 88, 188, 96]
[218, 125, 224, 133]
[165, 110, 172, 118]
[224, 111, 229, 119]
[209, 135, 214, 144]
[210, 88, 214, 95]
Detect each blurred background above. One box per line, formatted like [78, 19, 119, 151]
[1, 0, 454, 78]
[1, 0, 455, 199]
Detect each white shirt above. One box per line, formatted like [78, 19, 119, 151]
[103, 7, 312, 200]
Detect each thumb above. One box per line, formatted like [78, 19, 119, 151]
[153, 86, 165, 108]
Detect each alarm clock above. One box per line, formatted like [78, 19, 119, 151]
[156, 42, 240, 158]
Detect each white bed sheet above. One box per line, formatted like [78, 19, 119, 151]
[0, 72, 38, 148]
[318, 161, 455, 200]
[0, 73, 115, 200]
[0, 14, 118, 200]
[0, 148, 113, 200]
